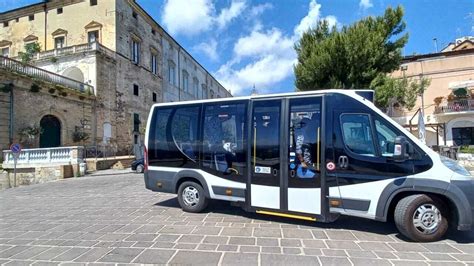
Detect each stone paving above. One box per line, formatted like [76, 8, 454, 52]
[0, 170, 473, 265]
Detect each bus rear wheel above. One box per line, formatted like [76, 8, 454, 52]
[394, 194, 448, 242]
[177, 181, 209, 213]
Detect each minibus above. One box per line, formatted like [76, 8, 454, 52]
[144, 90, 473, 242]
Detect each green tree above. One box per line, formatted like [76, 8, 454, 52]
[18, 42, 41, 64]
[294, 6, 422, 109]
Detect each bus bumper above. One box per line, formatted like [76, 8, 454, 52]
[144, 171, 175, 193]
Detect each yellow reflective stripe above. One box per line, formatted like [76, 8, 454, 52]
[256, 210, 316, 221]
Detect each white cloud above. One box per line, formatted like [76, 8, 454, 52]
[215, 0, 338, 95]
[161, 0, 214, 36]
[161, 0, 247, 36]
[216, 0, 247, 30]
[249, 3, 273, 17]
[359, 0, 373, 10]
[194, 39, 218, 62]
[215, 28, 296, 95]
[294, 0, 338, 38]
[294, 0, 322, 38]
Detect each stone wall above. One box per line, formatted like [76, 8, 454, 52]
[0, 165, 74, 190]
[0, 91, 11, 157]
[0, 68, 95, 149]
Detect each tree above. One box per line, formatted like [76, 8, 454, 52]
[18, 42, 41, 64]
[370, 74, 431, 111]
[294, 6, 422, 109]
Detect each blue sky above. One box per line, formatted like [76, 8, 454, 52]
[1, 0, 473, 96]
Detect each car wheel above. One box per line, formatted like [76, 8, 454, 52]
[177, 181, 208, 213]
[394, 194, 449, 242]
[136, 164, 144, 173]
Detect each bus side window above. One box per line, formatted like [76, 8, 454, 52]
[374, 118, 397, 157]
[340, 114, 376, 156]
[171, 106, 200, 161]
[202, 103, 247, 178]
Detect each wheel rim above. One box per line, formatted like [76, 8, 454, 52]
[137, 165, 143, 173]
[182, 186, 199, 207]
[412, 203, 441, 234]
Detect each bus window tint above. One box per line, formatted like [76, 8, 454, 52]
[171, 107, 200, 161]
[148, 108, 173, 165]
[289, 99, 321, 184]
[375, 119, 397, 157]
[340, 114, 376, 156]
[202, 103, 247, 178]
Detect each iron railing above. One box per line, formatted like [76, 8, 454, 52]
[435, 99, 474, 114]
[0, 55, 93, 94]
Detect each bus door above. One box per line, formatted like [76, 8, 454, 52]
[250, 99, 282, 210]
[287, 97, 323, 215]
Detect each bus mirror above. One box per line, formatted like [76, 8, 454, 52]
[393, 136, 409, 161]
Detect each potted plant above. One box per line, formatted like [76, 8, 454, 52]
[72, 130, 89, 142]
[433, 96, 444, 106]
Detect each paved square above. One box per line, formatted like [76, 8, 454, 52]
[0, 170, 473, 265]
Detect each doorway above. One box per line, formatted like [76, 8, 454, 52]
[40, 115, 61, 148]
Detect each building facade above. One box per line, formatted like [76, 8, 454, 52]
[390, 39, 474, 147]
[0, 0, 231, 155]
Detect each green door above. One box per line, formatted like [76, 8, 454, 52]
[40, 115, 61, 148]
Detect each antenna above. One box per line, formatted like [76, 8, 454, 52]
[251, 84, 258, 96]
[433, 38, 438, 53]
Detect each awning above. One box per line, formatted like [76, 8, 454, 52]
[448, 80, 474, 90]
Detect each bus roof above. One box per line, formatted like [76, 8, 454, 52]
[152, 89, 374, 108]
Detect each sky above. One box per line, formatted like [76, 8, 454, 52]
[1, 0, 473, 96]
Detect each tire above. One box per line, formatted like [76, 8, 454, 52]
[177, 181, 209, 213]
[135, 164, 144, 173]
[394, 194, 449, 242]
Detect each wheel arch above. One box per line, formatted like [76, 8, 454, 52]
[173, 170, 211, 198]
[375, 178, 472, 231]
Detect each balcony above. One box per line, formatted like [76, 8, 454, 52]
[33, 42, 116, 61]
[0, 55, 93, 94]
[435, 99, 474, 114]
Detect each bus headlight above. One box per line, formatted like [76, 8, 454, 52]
[440, 156, 471, 177]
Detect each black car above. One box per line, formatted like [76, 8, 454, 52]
[131, 158, 144, 173]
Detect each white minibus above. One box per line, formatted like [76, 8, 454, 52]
[144, 90, 473, 242]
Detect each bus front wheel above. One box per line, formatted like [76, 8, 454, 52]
[394, 194, 448, 242]
[177, 181, 209, 213]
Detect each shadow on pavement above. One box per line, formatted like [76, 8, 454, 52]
[154, 197, 474, 243]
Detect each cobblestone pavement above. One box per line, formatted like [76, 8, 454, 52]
[0, 170, 473, 265]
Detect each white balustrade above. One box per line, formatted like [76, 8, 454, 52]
[2, 146, 84, 167]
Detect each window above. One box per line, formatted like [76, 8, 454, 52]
[289, 98, 322, 184]
[203, 102, 247, 178]
[172, 107, 200, 161]
[132, 11, 138, 19]
[88, 31, 98, 43]
[193, 78, 199, 97]
[375, 118, 398, 157]
[152, 92, 157, 102]
[168, 61, 175, 85]
[3, 21, 8, 27]
[340, 114, 376, 156]
[90, 0, 97, 6]
[54, 36, 65, 49]
[202, 84, 208, 99]
[57, 8, 63, 14]
[151, 29, 156, 35]
[150, 53, 157, 74]
[133, 113, 140, 132]
[131, 39, 140, 64]
[15, 18, 19, 22]
[133, 84, 139, 96]
[210, 90, 215, 99]
[182, 71, 189, 92]
[1, 47, 9, 57]
[453, 127, 474, 145]
[148, 108, 172, 166]
[29, 15, 34, 21]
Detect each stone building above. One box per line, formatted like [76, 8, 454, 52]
[389, 38, 474, 147]
[0, 0, 231, 155]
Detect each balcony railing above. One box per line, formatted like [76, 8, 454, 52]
[2, 146, 84, 167]
[435, 99, 474, 114]
[34, 42, 116, 61]
[0, 55, 93, 94]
